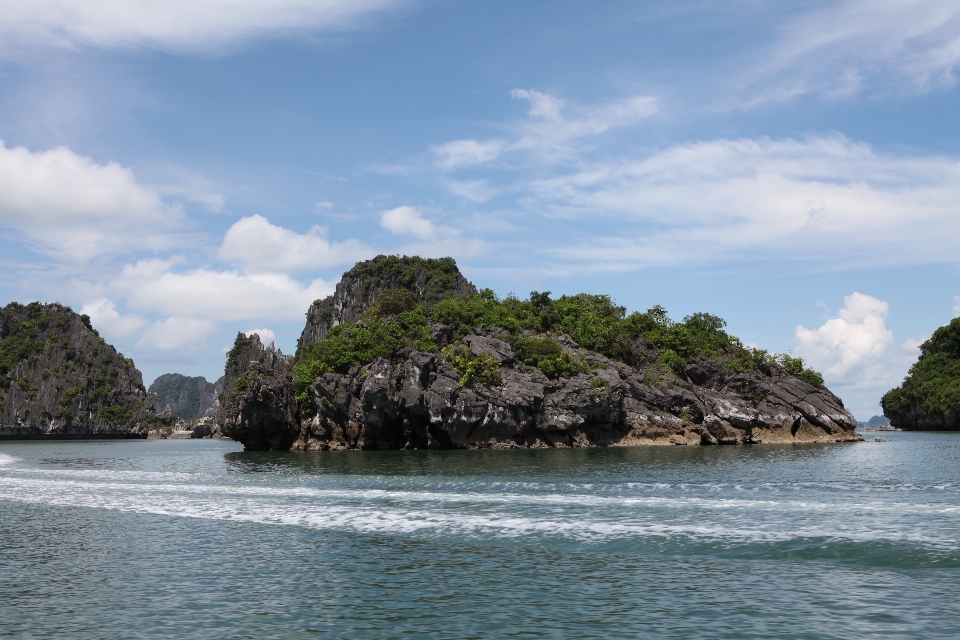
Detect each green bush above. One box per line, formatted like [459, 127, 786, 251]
[443, 346, 502, 387]
[658, 348, 687, 375]
[376, 289, 419, 316]
[226, 335, 253, 368]
[234, 372, 253, 392]
[292, 309, 437, 411]
[16, 377, 38, 399]
[503, 335, 590, 379]
[775, 353, 824, 388]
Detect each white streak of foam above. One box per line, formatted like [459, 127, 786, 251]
[0, 473, 957, 549]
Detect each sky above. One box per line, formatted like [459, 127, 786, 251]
[1, 0, 959, 419]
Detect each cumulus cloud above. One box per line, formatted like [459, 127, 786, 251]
[112, 259, 334, 323]
[900, 337, 925, 356]
[0, 0, 403, 55]
[138, 317, 216, 351]
[380, 206, 436, 240]
[218, 214, 370, 273]
[744, 0, 960, 102]
[79, 298, 146, 340]
[795, 293, 893, 383]
[0, 140, 191, 261]
[525, 134, 960, 268]
[244, 328, 276, 346]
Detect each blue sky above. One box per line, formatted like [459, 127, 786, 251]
[1, 0, 959, 419]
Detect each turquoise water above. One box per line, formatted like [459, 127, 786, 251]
[1, 433, 959, 638]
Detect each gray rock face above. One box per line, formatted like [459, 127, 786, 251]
[217, 332, 859, 452]
[0, 302, 155, 439]
[293, 343, 860, 451]
[217, 333, 298, 451]
[885, 400, 958, 430]
[216, 258, 860, 452]
[297, 255, 476, 352]
[148, 373, 223, 421]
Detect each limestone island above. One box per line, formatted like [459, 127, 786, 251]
[882, 317, 960, 430]
[217, 256, 861, 451]
[0, 302, 158, 439]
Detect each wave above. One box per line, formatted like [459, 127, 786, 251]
[1, 473, 958, 550]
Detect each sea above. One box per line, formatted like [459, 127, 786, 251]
[1, 432, 959, 639]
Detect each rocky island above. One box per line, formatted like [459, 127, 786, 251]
[149, 373, 222, 422]
[882, 317, 960, 430]
[218, 256, 861, 451]
[0, 302, 158, 439]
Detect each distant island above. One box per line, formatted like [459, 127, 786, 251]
[882, 318, 960, 430]
[217, 256, 861, 451]
[858, 415, 891, 429]
[148, 373, 222, 422]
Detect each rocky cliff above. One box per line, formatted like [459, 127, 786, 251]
[0, 302, 156, 439]
[149, 373, 223, 422]
[219, 257, 860, 451]
[217, 333, 296, 450]
[298, 255, 476, 351]
[882, 317, 960, 430]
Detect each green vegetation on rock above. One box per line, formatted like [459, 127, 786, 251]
[291, 288, 825, 413]
[293, 296, 436, 409]
[0, 307, 46, 392]
[362, 255, 464, 301]
[226, 336, 253, 368]
[882, 317, 960, 419]
[443, 346, 502, 387]
[1, 301, 148, 428]
[503, 335, 590, 379]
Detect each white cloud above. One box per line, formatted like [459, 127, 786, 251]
[218, 214, 370, 273]
[443, 179, 500, 202]
[112, 259, 334, 323]
[380, 206, 436, 240]
[79, 297, 146, 339]
[524, 134, 960, 268]
[510, 89, 565, 121]
[244, 328, 276, 346]
[138, 317, 216, 351]
[900, 337, 925, 356]
[0, 140, 190, 261]
[744, 0, 960, 102]
[510, 91, 658, 157]
[0, 0, 403, 55]
[954, 296, 960, 317]
[428, 90, 658, 173]
[795, 292, 893, 383]
[431, 140, 505, 171]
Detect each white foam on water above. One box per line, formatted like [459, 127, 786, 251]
[0, 453, 20, 466]
[1, 473, 958, 549]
